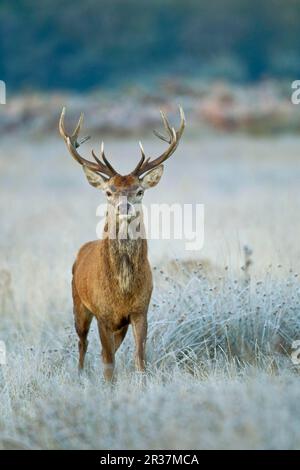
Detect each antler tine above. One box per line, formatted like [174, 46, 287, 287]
[92, 142, 117, 176]
[72, 113, 83, 140]
[59, 107, 88, 146]
[152, 129, 170, 143]
[91, 148, 103, 166]
[101, 142, 117, 174]
[152, 109, 174, 143]
[177, 105, 186, 139]
[71, 113, 91, 148]
[59, 107, 117, 178]
[132, 106, 185, 177]
[139, 141, 146, 160]
[160, 110, 174, 140]
[59, 106, 67, 138]
[131, 142, 146, 174]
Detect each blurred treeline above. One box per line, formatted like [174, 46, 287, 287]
[0, 0, 300, 91]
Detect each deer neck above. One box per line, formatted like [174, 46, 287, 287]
[103, 213, 147, 293]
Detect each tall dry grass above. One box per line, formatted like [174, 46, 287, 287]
[0, 135, 300, 449]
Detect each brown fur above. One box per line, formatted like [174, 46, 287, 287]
[111, 174, 138, 188]
[59, 106, 185, 381]
[72, 222, 152, 380]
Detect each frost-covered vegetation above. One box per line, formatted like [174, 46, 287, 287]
[1, 135, 300, 449]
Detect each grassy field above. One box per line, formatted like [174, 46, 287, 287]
[0, 134, 300, 449]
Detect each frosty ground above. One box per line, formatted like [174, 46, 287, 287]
[0, 135, 300, 449]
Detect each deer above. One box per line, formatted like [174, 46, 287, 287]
[59, 106, 185, 381]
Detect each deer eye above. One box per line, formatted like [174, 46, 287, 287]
[106, 190, 112, 197]
[137, 189, 144, 197]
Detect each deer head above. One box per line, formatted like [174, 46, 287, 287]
[59, 106, 185, 220]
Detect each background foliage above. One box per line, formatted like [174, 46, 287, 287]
[1, 0, 300, 91]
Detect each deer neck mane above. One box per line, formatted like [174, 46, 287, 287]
[108, 239, 145, 294]
[103, 215, 146, 294]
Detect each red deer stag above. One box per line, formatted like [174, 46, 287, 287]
[59, 107, 185, 380]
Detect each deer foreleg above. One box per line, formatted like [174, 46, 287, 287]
[98, 322, 115, 381]
[131, 313, 148, 372]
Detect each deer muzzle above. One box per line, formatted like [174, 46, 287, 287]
[116, 199, 135, 219]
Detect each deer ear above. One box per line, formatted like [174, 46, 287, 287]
[141, 165, 164, 189]
[83, 166, 107, 189]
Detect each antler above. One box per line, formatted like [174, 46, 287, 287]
[132, 106, 185, 177]
[59, 107, 117, 178]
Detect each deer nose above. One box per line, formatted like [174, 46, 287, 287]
[117, 201, 135, 216]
